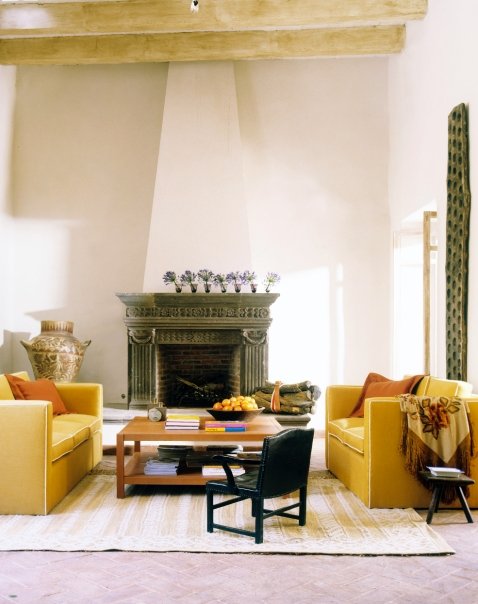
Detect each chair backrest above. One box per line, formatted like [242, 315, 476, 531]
[257, 428, 314, 498]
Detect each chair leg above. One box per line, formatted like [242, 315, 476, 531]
[251, 499, 258, 517]
[254, 498, 264, 544]
[299, 485, 307, 526]
[207, 491, 214, 533]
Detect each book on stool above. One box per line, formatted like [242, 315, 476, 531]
[427, 466, 464, 478]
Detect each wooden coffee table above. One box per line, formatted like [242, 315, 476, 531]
[116, 415, 282, 498]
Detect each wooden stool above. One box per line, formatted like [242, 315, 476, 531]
[419, 471, 475, 524]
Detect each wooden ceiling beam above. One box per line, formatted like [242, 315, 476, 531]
[0, 25, 405, 65]
[0, 0, 427, 37]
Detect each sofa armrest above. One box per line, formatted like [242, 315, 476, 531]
[326, 385, 362, 422]
[0, 400, 53, 514]
[55, 383, 103, 419]
[363, 397, 403, 451]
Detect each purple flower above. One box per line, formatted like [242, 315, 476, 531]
[198, 269, 214, 285]
[264, 272, 280, 292]
[243, 270, 257, 284]
[180, 270, 198, 284]
[163, 271, 180, 286]
[226, 271, 246, 285]
[213, 273, 228, 285]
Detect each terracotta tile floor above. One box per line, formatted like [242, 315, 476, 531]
[1, 437, 478, 603]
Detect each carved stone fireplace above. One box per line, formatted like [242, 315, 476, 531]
[117, 293, 279, 409]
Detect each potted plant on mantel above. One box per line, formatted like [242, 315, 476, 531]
[243, 270, 258, 293]
[264, 272, 281, 293]
[227, 271, 245, 293]
[162, 271, 182, 293]
[213, 273, 228, 293]
[197, 268, 214, 293]
[180, 270, 199, 293]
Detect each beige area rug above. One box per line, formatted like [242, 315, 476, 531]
[0, 473, 453, 555]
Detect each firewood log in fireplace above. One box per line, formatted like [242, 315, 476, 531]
[175, 375, 230, 407]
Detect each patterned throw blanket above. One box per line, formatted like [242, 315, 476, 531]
[399, 394, 474, 503]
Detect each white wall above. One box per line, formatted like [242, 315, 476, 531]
[389, 0, 478, 386]
[9, 64, 168, 402]
[144, 62, 252, 286]
[235, 59, 390, 390]
[4, 57, 391, 418]
[0, 67, 17, 370]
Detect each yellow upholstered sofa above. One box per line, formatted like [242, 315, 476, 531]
[326, 376, 478, 509]
[0, 371, 102, 515]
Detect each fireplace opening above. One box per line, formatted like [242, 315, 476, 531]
[157, 344, 241, 407]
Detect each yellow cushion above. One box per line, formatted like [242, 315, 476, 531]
[328, 418, 365, 454]
[58, 413, 102, 436]
[0, 372, 29, 400]
[53, 419, 90, 448]
[417, 376, 473, 397]
[52, 432, 75, 461]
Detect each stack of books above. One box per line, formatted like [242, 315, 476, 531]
[144, 458, 178, 475]
[202, 465, 245, 477]
[204, 421, 247, 432]
[165, 413, 200, 430]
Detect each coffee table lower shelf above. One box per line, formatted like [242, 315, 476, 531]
[124, 451, 211, 487]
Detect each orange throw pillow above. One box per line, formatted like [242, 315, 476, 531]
[349, 373, 423, 418]
[6, 375, 69, 415]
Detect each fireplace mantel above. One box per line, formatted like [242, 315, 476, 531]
[117, 292, 279, 329]
[117, 292, 279, 408]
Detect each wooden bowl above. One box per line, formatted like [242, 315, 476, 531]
[205, 407, 265, 422]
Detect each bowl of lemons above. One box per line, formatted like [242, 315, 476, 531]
[206, 395, 264, 422]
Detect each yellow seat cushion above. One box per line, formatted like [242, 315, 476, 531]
[51, 414, 100, 459]
[53, 420, 89, 447]
[52, 432, 75, 461]
[328, 418, 365, 454]
[58, 413, 102, 436]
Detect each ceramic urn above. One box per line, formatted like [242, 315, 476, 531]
[21, 320, 91, 382]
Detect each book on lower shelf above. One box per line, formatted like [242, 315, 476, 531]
[427, 466, 464, 477]
[202, 465, 245, 477]
[144, 458, 179, 476]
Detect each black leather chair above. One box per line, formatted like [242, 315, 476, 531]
[206, 428, 314, 544]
